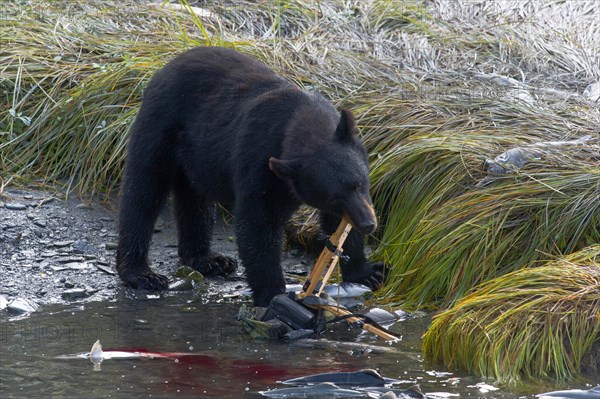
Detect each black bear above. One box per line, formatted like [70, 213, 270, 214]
[116, 47, 386, 306]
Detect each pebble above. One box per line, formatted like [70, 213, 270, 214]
[5, 203, 27, 210]
[33, 219, 47, 228]
[289, 248, 304, 257]
[53, 240, 74, 248]
[95, 264, 116, 275]
[61, 288, 89, 300]
[63, 262, 89, 270]
[168, 279, 194, 291]
[73, 239, 98, 254]
[0, 295, 7, 310]
[55, 256, 84, 263]
[105, 242, 118, 250]
[75, 203, 92, 210]
[64, 282, 75, 289]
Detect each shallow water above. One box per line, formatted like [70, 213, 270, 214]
[0, 294, 596, 398]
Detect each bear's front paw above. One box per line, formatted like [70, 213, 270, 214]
[123, 272, 170, 290]
[362, 261, 390, 290]
[186, 253, 237, 277]
[344, 261, 390, 291]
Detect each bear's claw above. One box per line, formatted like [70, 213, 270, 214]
[123, 272, 170, 290]
[345, 261, 390, 291]
[186, 253, 238, 277]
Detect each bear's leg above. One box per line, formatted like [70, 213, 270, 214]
[319, 212, 388, 290]
[172, 172, 237, 276]
[235, 202, 290, 307]
[116, 166, 171, 290]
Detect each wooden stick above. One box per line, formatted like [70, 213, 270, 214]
[296, 218, 399, 341]
[297, 218, 351, 298]
[316, 223, 352, 296]
[304, 302, 398, 341]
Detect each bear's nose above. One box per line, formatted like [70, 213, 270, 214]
[356, 220, 377, 235]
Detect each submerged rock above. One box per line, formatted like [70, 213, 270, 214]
[61, 288, 89, 301]
[7, 298, 39, 314]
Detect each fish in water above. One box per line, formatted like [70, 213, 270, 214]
[536, 386, 600, 399]
[260, 382, 366, 398]
[322, 283, 372, 298]
[282, 369, 398, 387]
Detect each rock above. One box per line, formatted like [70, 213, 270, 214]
[75, 203, 93, 210]
[55, 256, 84, 263]
[289, 248, 304, 257]
[7, 298, 39, 314]
[174, 266, 204, 282]
[33, 219, 47, 228]
[583, 80, 600, 102]
[61, 288, 89, 300]
[105, 241, 118, 250]
[95, 264, 116, 275]
[0, 295, 8, 310]
[53, 240, 74, 248]
[5, 203, 27, 210]
[72, 239, 98, 254]
[64, 262, 89, 270]
[64, 282, 75, 289]
[168, 279, 194, 291]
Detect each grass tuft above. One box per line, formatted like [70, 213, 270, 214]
[422, 246, 600, 383]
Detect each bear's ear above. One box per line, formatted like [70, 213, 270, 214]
[335, 109, 358, 143]
[269, 157, 298, 180]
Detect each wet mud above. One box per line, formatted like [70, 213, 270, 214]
[0, 186, 309, 312]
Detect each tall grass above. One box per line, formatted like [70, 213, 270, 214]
[422, 246, 600, 383]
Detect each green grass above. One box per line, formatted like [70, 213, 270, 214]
[423, 246, 600, 383]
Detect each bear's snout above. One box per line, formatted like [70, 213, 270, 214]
[344, 195, 378, 235]
[356, 219, 377, 235]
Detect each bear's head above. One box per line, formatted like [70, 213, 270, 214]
[269, 109, 378, 235]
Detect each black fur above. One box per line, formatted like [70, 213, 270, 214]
[116, 47, 385, 306]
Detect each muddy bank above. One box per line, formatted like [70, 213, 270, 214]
[0, 186, 310, 314]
